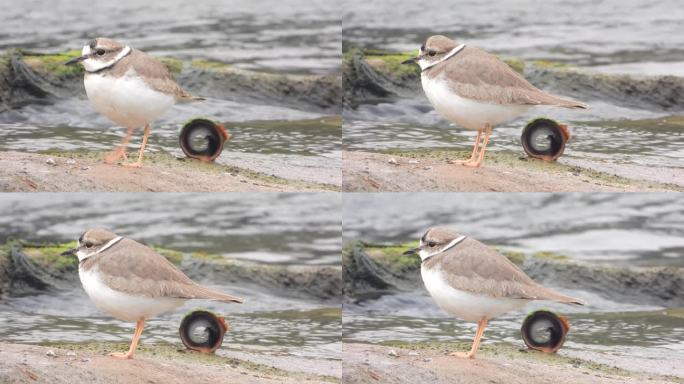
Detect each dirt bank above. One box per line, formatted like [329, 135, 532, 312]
[342, 342, 681, 384]
[0, 49, 341, 113]
[0, 151, 336, 192]
[0, 241, 342, 301]
[342, 150, 680, 192]
[342, 241, 684, 307]
[0, 342, 338, 384]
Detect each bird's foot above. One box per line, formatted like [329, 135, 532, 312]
[104, 149, 128, 164]
[108, 351, 134, 359]
[449, 351, 475, 359]
[461, 161, 481, 168]
[122, 161, 143, 168]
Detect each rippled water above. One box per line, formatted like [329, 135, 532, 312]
[343, 0, 684, 72]
[0, 193, 341, 265]
[1, 0, 341, 74]
[0, 289, 341, 360]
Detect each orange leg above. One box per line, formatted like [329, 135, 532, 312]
[464, 126, 482, 164]
[110, 318, 145, 359]
[464, 124, 492, 168]
[124, 124, 150, 168]
[104, 126, 134, 164]
[449, 317, 488, 359]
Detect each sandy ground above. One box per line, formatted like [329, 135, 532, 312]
[342, 343, 681, 384]
[0, 151, 333, 192]
[0, 343, 338, 384]
[343, 150, 678, 192]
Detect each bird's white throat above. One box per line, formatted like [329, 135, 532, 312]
[82, 45, 131, 73]
[76, 236, 123, 262]
[418, 235, 467, 261]
[418, 44, 466, 71]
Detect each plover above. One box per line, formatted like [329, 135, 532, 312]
[62, 228, 244, 359]
[403, 35, 587, 167]
[66, 38, 202, 168]
[404, 227, 585, 359]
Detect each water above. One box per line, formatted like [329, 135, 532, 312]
[342, 193, 684, 375]
[343, 0, 684, 72]
[1, 0, 341, 75]
[0, 193, 341, 265]
[342, 0, 684, 177]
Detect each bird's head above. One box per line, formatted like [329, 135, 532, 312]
[65, 38, 131, 72]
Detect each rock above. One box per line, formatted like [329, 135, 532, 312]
[388, 350, 398, 357]
[45, 350, 56, 357]
[388, 158, 398, 165]
[66, 159, 76, 165]
[45, 158, 56, 166]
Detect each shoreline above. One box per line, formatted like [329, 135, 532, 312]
[342, 150, 681, 192]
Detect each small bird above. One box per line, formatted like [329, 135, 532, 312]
[404, 227, 584, 359]
[402, 35, 587, 167]
[65, 38, 202, 168]
[62, 229, 244, 359]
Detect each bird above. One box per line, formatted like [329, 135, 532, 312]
[402, 35, 587, 167]
[65, 38, 203, 168]
[403, 227, 585, 359]
[62, 228, 244, 359]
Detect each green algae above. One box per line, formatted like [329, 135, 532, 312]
[191, 59, 233, 71]
[22, 50, 84, 78]
[157, 57, 183, 75]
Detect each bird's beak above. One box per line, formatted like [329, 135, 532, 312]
[65, 55, 87, 65]
[61, 247, 78, 256]
[401, 56, 419, 65]
[402, 247, 419, 256]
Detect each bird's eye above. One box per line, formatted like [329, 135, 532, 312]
[85, 242, 94, 248]
[428, 50, 437, 57]
[428, 241, 437, 247]
[96, 49, 105, 56]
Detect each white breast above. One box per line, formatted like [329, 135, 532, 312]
[421, 73, 530, 130]
[421, 266, 528, 322]
[79, 267, 184, 322]
[84, 69, 175, 129]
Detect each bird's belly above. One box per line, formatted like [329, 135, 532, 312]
[421, 75, 530, 129]
[84, 73, 175, 128]
[421, 267, 528, 322]
[79, 267, 184, 322]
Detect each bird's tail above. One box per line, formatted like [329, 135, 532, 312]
[545, 289, 586, 306]
[190, 285, 245, 304]
[177, 94, 205, 103]
[550, 95, 588, 109]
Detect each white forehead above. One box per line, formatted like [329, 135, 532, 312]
[82, 45, 91, 56]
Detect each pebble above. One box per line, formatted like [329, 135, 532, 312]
[408, 351, 419, 356]
[66, 351, 76, 357]
[80, 166, 90, 171]
[66, 159, 76, 165]
[45, 158, 56, 166]
[388, 349, 398, 357]
[408, 159, 419, 164]
[46, 350, 56, 357]
[423, 166, 433, 170]
[388, 158, 398, 165]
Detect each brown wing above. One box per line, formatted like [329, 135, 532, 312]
[431, 46, 586, 108]
[86, 239, 243, 303]
[426, 237, 583, 304]
[111, 49, 200, 101]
